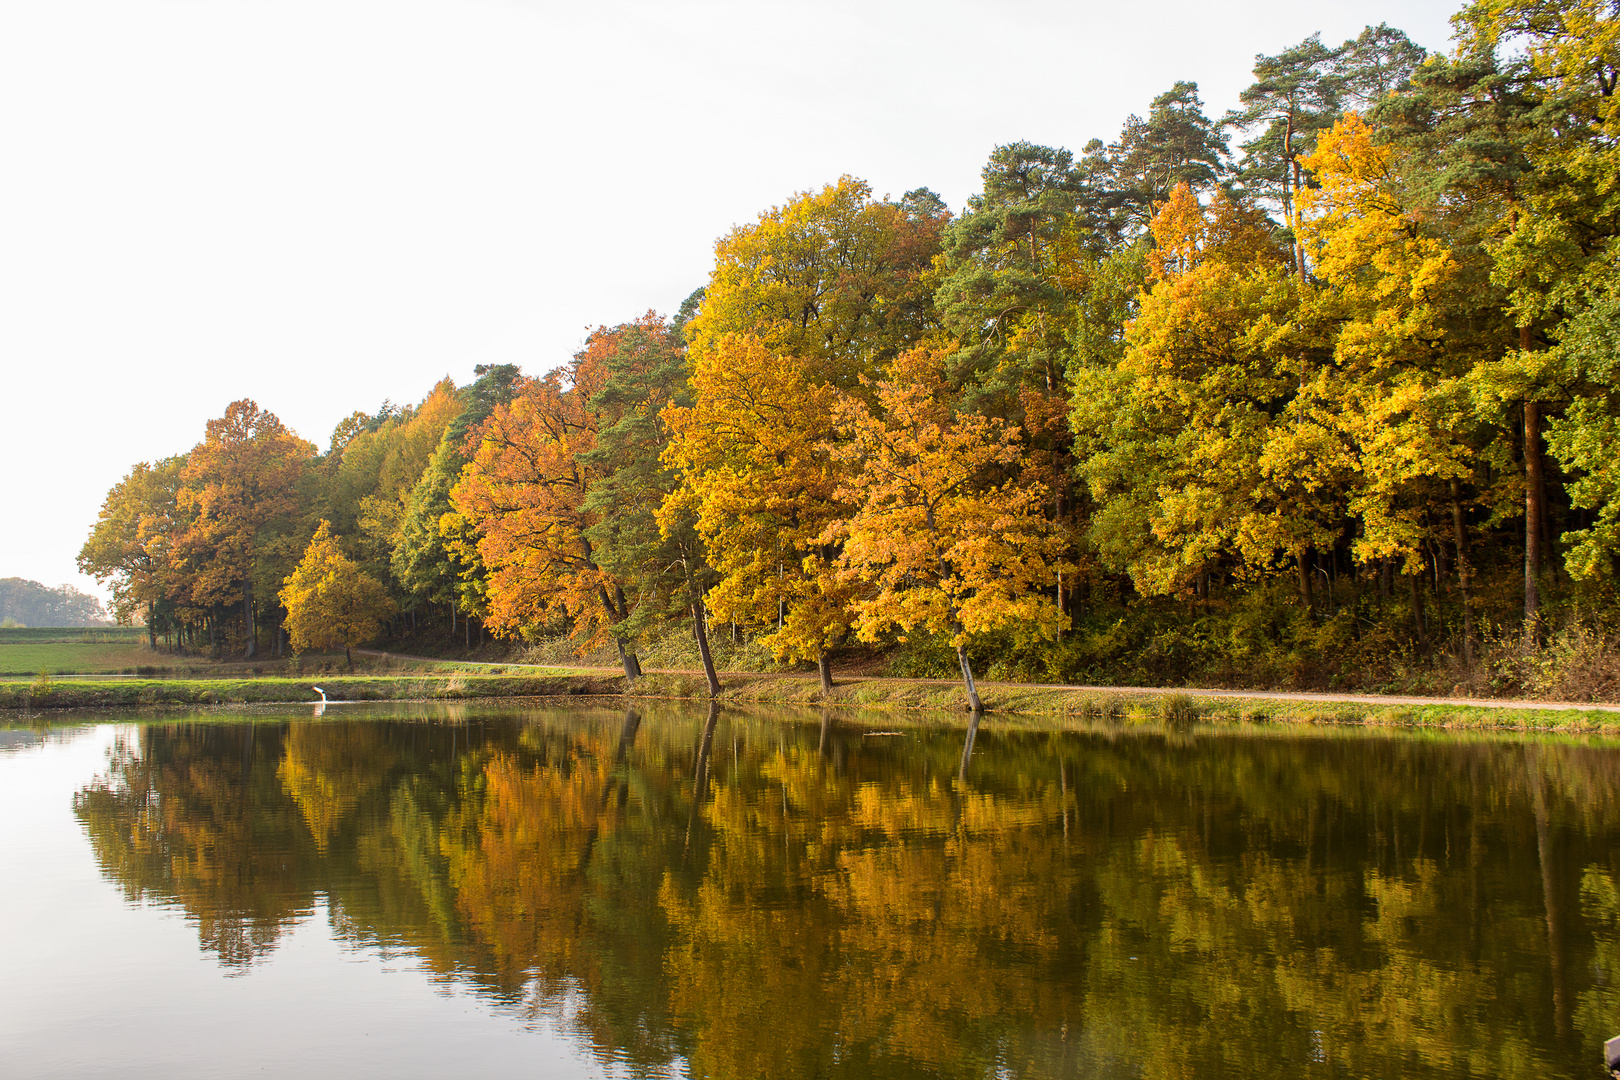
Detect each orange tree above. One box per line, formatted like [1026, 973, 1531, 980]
[174, 400, 315, 657]
[452, 332, 645, 679]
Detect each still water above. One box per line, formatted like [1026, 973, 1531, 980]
[2, 704, 1618, 1078]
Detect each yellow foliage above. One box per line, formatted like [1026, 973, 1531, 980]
[279, 520, 397, 657]
[688, 176, 939, 389]
[660, 333, 856, 661]
[828, 344, 1065, 647]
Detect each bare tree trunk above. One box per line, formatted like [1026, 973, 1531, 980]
[690, 603, 717, 697]
[956, 643, 984, 713]
[682, 558, 719, 697]
[1450, 480, 1477, 667]
[345, 645, 353, 670]
[817, 653, 833, 695]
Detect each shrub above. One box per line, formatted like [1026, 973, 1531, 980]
[1158, 692, 1201, 724]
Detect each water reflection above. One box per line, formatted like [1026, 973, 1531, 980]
[69, 709, 1620, 1078]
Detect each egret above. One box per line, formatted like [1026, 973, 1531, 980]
[313, 686, 327, 703]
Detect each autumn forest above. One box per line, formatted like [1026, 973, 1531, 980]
[78, 3, 1620, 702]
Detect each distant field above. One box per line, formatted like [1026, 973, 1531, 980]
[0, 639, 160, 675]
[0, 627, 145, 644]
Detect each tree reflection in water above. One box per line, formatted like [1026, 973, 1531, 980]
[72, 708, 1620, 1078]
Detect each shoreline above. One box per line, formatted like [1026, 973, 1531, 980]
[6, 671, 1620, 735]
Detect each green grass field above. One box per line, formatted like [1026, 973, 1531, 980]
[0, 638, 158, 675]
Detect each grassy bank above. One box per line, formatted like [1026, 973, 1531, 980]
[1, 672, 622, 710]
[9, 669, 1614, 735]
[630, 673, 1620, 735]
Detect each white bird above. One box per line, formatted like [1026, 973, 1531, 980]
[313, 686, 327, 703]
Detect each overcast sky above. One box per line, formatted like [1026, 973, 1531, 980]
[1, 0, 1465, 603]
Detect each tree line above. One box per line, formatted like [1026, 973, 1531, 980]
[0, 578, 108, 628]
[81, 2, 1620, 703]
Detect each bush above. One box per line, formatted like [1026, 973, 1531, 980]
[1158, 692, 1202, 724]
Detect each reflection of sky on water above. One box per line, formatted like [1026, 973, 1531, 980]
[0, 722, 605, 1080]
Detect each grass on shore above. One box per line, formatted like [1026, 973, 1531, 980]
[7, 668, 1620, 735]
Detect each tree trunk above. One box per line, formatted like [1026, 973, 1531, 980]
[146, 601, 156, 650]
[1525, 398, 1545, 638]
[682, 555, 720, 697]
[689, 599, 717, 697]
[242, 583, 257, 659]
[817, 653, 833, 695]
[1450, 480, 1477, 667]
[615, 638, 641, 683]
[1296, 547, 1314, 612]
[345, 645, 353, 670]
[1408, 571, 1429, 654]
[956, 643, 984, 714]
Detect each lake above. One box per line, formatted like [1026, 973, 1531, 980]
[2, 704, 1617, 1078]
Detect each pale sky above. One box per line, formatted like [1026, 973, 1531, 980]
[1, 0, 1464, 603]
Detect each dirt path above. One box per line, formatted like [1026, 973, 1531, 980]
[354, 649, 1620, 714]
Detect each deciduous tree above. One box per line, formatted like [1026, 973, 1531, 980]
[175, 400, 315, 658]
[828, 345, 1065, 711]
[280, 520, 397, 669]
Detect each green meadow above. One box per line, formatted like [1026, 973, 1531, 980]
[0, 627, 156, 676]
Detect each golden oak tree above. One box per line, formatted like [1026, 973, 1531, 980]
[1072, 185, 1361, 608]
[660, 333, 857, 691]
[339, 380, 464, 580]
[280, 520, 397, 668]
[78, 456, 189, 645]
[827, 345, 1065, 711]
[687, 176, 943, 389]
[1297, 114, 1488, 644]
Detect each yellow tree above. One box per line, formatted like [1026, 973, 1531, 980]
[343, 380, 464, 580]
[280, 521, 397, 669]
[78, 456, 189, 646]
[687, 176, 943, 389]
[827, 345, 1065, 711]
[1297, 113, 1485, 649]
[660, 334, 856, 691]
[1071, 185, 1351, 607]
